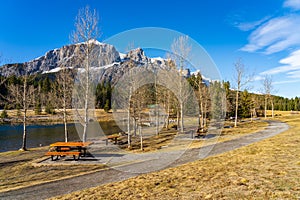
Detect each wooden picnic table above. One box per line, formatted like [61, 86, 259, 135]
[46, 141, 93, 161]
[107, 135, 119, 144]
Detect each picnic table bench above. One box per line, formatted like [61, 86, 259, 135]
[45, 151, 81, 161]
[45, 142, 92, 161]
[106, 135, 120, 145]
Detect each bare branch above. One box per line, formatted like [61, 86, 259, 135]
[232, 58, 254, 127]
[71, 5, 100, 44]
[71, 6, 101, 142]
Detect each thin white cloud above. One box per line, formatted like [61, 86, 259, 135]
[287, 70, 300, 78]
[259, 49, 300, 78]
[284, 0, 300, 10]
[253, 75, 263, 81]
[280, 49, 300, 66]
[239, 2, 300, 89]
[274, 79, 300, 85]
[259, 66, 290, 75]
[241, 15, 300, 54]
[235, 16, 270, 31]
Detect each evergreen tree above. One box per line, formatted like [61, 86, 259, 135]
[16, 104, 21, 117]
[294, 97, 299, 111]
[35, 100, 42, 115]
[45, 103, 55, 114]
[104, 99, 110, 112]
[240, 90, 252, 118]
[0, 105, 8, 119]
[42, 77, 51, 93]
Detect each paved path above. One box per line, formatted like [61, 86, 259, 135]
[0, 120, 289, 200]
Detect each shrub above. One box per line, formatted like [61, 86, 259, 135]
[35, 102, 42, 115]
[104, 99, 110, 113]
[45, 104, 55, 114]
[0, 109, 8, 119]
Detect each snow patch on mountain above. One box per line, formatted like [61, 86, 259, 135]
[119, 53, 127, 60]
[42, 67, 62, 74]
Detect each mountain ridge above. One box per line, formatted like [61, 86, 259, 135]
[0, 41, 120, 77]
[0, 40, 195, 84]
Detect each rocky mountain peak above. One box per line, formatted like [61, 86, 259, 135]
[0, 40, 120, 77]
[124, 48, 148, 63]
[0, 41, 197, 85]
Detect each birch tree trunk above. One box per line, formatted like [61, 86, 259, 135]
[264, 96, 267, 119]
[271, 99, 274, 118]
[62, 68, 69, 142]
[20, 76, 28, 151]
[21, 82, 27, 151]
[171, 35, 191, 133]
[71, 6, 100, 142]
[166, 92, 170, 130]
[82, 49, 90, 142]
[180, 100, 184, 133]
[234, 89, 239, 127]
[233, 58, 252, 128]
[63, 74, 68, 143]
[127, 86, 132, 148]
[262, 75, 274, 119]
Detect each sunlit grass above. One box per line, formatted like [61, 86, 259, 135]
[0, 147, 105, 193]
[52, 115, 300, 199]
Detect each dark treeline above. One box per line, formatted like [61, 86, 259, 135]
[0, 74, 112, 113]
[0, 72, 299, 117]
[187, 73, 300, 119]
[95, 81, 112, 112]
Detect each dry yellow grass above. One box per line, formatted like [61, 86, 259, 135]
[221, 120, 268, 135]
[188, 120, 268, 149]
[52, 115, 300, 199]
[4, 109, 114, 124]
[0, 147, 105, 193]
[120, 120, 269, 152]
[118, 130, 178, 152]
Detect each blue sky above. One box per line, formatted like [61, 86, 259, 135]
[0, 0, 300, 98]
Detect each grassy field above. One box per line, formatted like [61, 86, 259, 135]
[0, 147, 105, 193]
[0, 116, 272, 194]
[1, 111, 298, 198]
[52, 114, 300, 199]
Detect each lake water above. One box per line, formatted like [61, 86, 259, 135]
[0, 121, 121, 152]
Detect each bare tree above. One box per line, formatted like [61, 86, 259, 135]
[7, 65, 35, 151]
[113, 63, 153, 149]
[71, 6, 100, 142]
[130, 84, 148, 150]
[191, 72, 209, 131]
[251, 93, 260, 121]
[55, 64, 74, 142]
[233, 58, 253, 127]
[171, 35, 191, 133]
[262, 75, 274, 118]
[127, 60, 135, 147]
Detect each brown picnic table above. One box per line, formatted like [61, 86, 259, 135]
[45, 142, 92, 161]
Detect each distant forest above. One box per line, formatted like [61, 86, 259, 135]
[0, 72, 299, 119]
[0, 73, 112, 114]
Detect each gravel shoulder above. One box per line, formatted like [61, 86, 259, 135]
[0, 120, 289, 200]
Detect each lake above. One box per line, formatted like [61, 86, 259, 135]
[0, 121, 121, 152]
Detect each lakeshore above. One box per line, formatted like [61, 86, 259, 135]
[0, 109, 115, 125]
